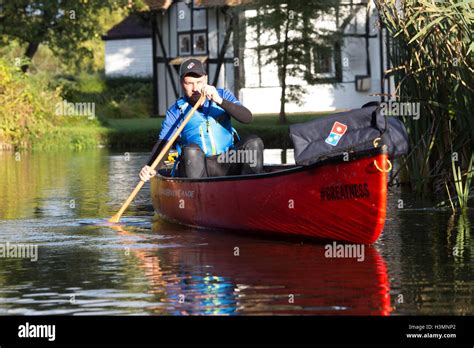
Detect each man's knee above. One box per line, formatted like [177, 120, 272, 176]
[240, 135, 264, 150]
[180, 143, 207, 178]
[182, 143, 205, 161]
[237, 135, 264, 174]
[182, 143, 202, 154]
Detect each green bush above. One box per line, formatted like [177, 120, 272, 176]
[54, 74, 153, 119]
[0, 58, 58, 149]
[0, 58, 107, 150]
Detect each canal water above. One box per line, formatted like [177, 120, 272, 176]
[0, 150, 472, 315]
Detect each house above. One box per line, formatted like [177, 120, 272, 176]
[103, 0, 394, 116]
[242, 1, 392, 113]
[102, 13, 154, 77]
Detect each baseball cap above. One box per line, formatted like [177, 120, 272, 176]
[179, 58, 206, 79]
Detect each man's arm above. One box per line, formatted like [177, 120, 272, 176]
[140, 108, 179, 182]
[140, 138, 171, 181]
[219, 98, 253, 124]
[202, 85, 253, 124]
[140, 139, 170, 182]
[146, 139, 168, 166]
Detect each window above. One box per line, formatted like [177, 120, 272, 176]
[193, 33, 207, 54]
[313, 47, 333, 75]
[176, 1, 208, 56]
[179, 34, 191, 55]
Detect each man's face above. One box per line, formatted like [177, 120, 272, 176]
[181, 74, 207, 99]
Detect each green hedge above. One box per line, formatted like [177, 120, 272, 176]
[56, 73, 153, 119]
[104, 115, 326, 150]
[0, 58, 107, 150]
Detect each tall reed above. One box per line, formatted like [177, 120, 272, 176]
[375, 0, 473, 209]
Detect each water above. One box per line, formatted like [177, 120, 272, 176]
[0, 150, 472, 315]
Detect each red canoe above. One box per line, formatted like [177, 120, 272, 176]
[151, 147, 388, 244]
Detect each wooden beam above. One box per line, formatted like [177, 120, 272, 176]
[212, 12, 235, 87]
[379, 24, 385, 102]
[169, 56, 208, 65]
[232, 9, 245, 95]
[155, 16, 179, 99]
[365, 7, 371, 77]
[341, 33, 377, 38]
[151, 12, 159, 116]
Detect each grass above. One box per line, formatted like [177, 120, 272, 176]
[105, 118, 161, 149]
[105, 112, 330, 149]
[106, 118, 161, 131]
[34, 123, 110, 151]
[451, 153, 474, 211]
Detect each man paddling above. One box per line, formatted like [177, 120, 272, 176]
[140, 58, 263, 181]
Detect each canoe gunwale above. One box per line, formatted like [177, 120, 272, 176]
[155, 146, 388, 183]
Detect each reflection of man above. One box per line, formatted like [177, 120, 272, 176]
[140, 58, 263, 181]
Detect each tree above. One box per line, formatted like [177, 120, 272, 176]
[246, 0, 338, 124]
[0, 0, 143, 72]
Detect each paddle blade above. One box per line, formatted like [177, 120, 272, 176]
[109, 214, 121, 223]
[109, 181, 145, 224]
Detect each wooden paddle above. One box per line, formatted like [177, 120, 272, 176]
[109, 93, 207, 223]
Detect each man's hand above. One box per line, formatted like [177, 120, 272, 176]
[202, 85, 223, 105]
[139, 165, 157, 182]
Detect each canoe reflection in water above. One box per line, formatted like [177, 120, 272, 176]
[112, 222, 392, 315]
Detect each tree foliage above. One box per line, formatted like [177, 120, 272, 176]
[0, 0, 144, 72]
[245, 0, 339, 123]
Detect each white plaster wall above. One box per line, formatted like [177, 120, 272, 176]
[241, 2, 382, 113]
[105, 38, 153, 77]
[240, 83, 380, 113]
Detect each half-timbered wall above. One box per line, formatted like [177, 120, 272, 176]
[154, 0, 236, 115]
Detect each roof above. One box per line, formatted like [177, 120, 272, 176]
[103, 1, 252, 41]
[102, 13, 152, 41]
[143, 0, 250, 10]
[144, 0, 173, 10]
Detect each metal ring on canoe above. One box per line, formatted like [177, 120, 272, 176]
[374, 158, 392, 172]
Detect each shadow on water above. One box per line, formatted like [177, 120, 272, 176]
[379, 191, 473, 315]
